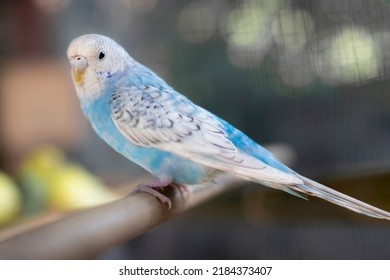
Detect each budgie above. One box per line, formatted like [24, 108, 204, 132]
[67, 34, 390, 220]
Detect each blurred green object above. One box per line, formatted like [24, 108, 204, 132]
[18, 145, 64, 215]
[18, 145, 119, 215]
[0, 171, 22, 226]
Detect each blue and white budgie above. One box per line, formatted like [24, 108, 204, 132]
[67, 34, 390, 220]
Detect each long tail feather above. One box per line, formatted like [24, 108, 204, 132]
[289, 175, 390, 221]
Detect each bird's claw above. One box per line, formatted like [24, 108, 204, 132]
[131, 179, 191, 211]
[132, 184, 172, 209]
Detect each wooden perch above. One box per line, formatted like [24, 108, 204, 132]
[0, 174, 239, 259]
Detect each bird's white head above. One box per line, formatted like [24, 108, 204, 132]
[67, 34, 133, 98]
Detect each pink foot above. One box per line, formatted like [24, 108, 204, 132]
[132, 178, 190, 209]
[133, 183, 172, 209]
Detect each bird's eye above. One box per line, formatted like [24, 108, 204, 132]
[98, 51, 106, 60]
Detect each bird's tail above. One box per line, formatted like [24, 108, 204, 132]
[285, 175, 390, 221]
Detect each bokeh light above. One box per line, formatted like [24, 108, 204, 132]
[315, 26, 380, 85]
[224, 3, 268, 48]
[272, 7, 314, 53]
[222, 0, 277, 68]
[176, 2, 216, 44]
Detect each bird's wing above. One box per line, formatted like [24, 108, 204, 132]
[110, 85, 303, 185]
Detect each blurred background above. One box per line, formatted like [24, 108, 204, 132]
[0, 0, 390, 259]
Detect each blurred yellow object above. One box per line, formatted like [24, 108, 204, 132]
[20, 145, 65, 173]
[51, 164, 119, 211]
[0, 171, 22, 226]
[18, 145, 119, 214]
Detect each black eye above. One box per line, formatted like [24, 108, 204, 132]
[98, 51, 105, 60]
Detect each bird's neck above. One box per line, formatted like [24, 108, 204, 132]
[80, 90, 110, 118]
[78, 69, 124, 116]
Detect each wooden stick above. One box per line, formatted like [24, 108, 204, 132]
[0, 174, 239, 259]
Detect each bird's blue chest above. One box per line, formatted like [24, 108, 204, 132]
[81, 94, 209, 185]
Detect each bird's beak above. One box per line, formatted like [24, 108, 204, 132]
[70, 56, 88, 85]
[72, 66, 87, 85]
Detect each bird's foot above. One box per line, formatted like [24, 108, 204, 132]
[132, 178, 190, 210]
[133, 181, 172, 209]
